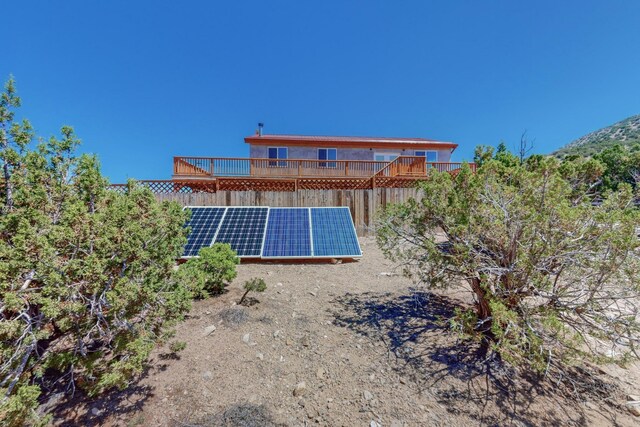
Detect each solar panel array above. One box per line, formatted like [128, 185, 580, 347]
[182, 206, 361, 259]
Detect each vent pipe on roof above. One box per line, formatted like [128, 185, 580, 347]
[258, 122, 264, 136]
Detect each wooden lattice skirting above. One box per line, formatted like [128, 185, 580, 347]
[108, 176, 431, 193]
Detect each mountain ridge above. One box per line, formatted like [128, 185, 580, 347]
[554, 114, 640, 157]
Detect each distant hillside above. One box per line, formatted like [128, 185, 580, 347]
[554, 114, 640, 157]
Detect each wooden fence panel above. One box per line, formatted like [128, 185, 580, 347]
[154, 188, 423, 235]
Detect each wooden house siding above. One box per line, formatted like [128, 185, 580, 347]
[248, 145, 452, 162]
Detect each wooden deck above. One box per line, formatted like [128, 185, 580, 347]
[110, 176, 429, 193]
[110, 157, 475, 193]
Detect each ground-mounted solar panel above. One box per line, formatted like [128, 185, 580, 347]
[182, 207, 227, 257]
[213, 207, 269, 257]
[310, 207, 362, 258]
[262, 208, 312, 258]
[181, 206, 362, 260]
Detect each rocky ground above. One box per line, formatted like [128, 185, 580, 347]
[50, 238, 640, 426]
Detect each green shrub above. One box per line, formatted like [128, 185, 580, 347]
[0, 77, 194, 426]
[377, 155, 640, 382]
[178, 244, 239, 298]
[239, 277, 267, 305]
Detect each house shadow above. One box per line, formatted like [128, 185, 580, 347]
[331, 290, 623, 426]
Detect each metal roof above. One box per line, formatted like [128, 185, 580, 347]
[245, 134, 457, 149]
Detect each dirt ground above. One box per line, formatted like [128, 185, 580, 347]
[50, 237, 640, 426]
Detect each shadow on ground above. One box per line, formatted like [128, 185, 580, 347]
[175, 403, 286, 427]
[38, 362, 166, 426]
[331, 290, 623, 426]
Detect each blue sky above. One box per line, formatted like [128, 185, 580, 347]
[2, 1, 639, 182]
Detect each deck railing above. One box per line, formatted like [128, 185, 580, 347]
[173, 156, 475, 179]
[374, 156, 477, 177]
[174, 157, 390, 178]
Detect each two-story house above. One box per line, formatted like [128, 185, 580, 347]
[246, 124, 457, 165]
[170, 124, 473, 192]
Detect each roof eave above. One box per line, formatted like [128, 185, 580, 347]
[244, 136, 458, 150]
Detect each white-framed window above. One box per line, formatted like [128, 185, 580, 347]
[415, 150, 438, 162]
[268, 147, 288, 166]
[374, 152, 400, 162]
[318, 148, 337, 167]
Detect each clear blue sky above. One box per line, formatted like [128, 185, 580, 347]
[2, 1, 639, 182]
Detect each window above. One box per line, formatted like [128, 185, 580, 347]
[318, 148, 337, 168]
[268, 147, 288, 167]
[415, 151, 438, 162]
[374, 153, 400, 162]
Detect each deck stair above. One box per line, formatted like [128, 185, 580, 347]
[174, 157, 211, 177]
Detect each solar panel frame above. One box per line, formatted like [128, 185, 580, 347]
[308, 207, 314, 256]
[310, 207, 362, 258]
[261, 207, 313, 259]
[181, 206, 227, 258]
[212, 206, 270, 258]
[180, 205, 362, 260]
